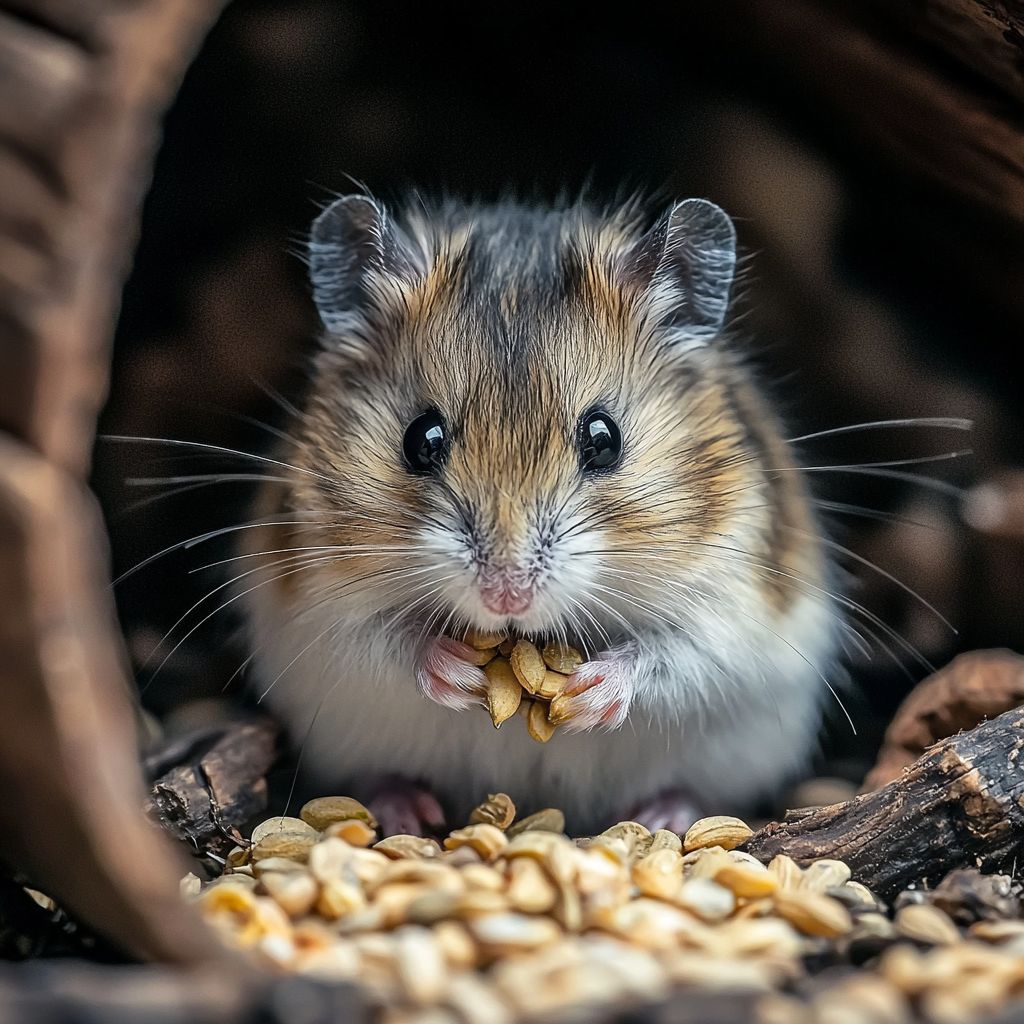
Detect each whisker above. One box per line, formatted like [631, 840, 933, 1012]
[787, 417, 972, 444]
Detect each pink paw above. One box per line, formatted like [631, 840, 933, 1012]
[368, 779, 446, 838]
[415, 636, 487, 711]
[558, 649, 637, 733]
[628, 790, 705, 835]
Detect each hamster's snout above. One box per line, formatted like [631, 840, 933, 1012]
[477, 564, 535, 616]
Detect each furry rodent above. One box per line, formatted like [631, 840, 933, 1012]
[240, 195, 838, 834]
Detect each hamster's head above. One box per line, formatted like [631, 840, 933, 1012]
[275, 196, 815, 651]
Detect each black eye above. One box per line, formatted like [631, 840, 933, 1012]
[403, 409, 448, 474]
[578, 410, 622, 471]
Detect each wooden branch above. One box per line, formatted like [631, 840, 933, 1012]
[146, 719, 278, 859]
[743, 705, 1024, 901]
[864, 649, 1024, 790]
[0, 0, 230, 964]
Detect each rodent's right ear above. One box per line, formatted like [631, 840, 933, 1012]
[308, 195, 426, 336]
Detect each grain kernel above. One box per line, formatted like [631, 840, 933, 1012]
[465, 628, 507, 650]
[469, 793, 516, 830]
[682, 815, 753, 852]
[541, 641, 583, 674]
[631, 848, 683, 901]
[767, 855, 803, 890]
[251, 831, 317, 863]
[509, 640, 547, 693]
[799, 859, 851, 893]
[506, 808, 565, 838]
[506, 857, 557, 913]
[894, 903, 961, 946]
[483, 660, 521, 727]
[772, 889, 852, 937]
[526, 700, 557, 742]
[444, 824, 509, 862]
[300, 796, 377, 831]
[324, 819, 378, 846]
[262, 870, 319, 918]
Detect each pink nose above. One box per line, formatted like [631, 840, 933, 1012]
[479, 582, 533, 616]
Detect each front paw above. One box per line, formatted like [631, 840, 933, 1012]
[415, 636, 487, 711]
[551, 647, 638, 733]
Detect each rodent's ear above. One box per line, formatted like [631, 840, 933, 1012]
[308, 195, 426, 334]
[624, 199, 737, 348]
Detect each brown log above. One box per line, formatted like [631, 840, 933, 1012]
[0, 0, 230, 963]
[743, 705, 1024, 901]
[863, 649, 1024, 790]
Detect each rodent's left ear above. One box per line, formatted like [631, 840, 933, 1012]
[308, 194, 426, 335]
[623, 199, 737, 348]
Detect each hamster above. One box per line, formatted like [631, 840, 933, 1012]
[240, 195, 838, 835]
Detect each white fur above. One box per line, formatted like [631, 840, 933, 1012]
[244, 549, 836, 834]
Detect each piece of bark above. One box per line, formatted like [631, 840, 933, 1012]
[863, 649, 1024, 790]
[743, 704, 1024, 901]
[146, 719, 278, 858]
[0, 0, 231, 965]
[0, 438, 224, 964]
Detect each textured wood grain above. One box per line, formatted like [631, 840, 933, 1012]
[744, 705, 1024, 900]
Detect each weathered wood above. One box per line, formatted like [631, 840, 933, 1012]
[864, 649, 1024, 790]
[743, 705, 1024, 900]
[0, 0, 230, 963]
[0, 437, 224, 963]
[146, 719, 278, 859]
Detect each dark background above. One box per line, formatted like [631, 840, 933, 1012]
[92, 0, 1024, 786]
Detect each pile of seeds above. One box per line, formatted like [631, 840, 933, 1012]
[190, 793, 1024, 1024]
[460, 630, 584, 742]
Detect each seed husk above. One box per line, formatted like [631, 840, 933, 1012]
[799, 859, 852, 894]
[324, 819, 378, 847]
[676, 878, 736, 921]
[251, 831, 317, 863]
[535, 669, 568, 700]
[714, 860, 778, 899]
[541, 641, 583, 674]
[262, 869, 320, 918]
[375, 835, 444, 860]
[465, 628, 507, 650]
[444, 824, 509, 862]
[526, 700, 557, 742]
[469, 793, 517, 830]
[483, 660, 522, 727]
[251, 816, 318, 845]
[433, 920, 478, 970]
[503, 806, 569, 839]
[894, 903, 961, 946]
[509, 640, 547, 694]
[547, 692, 574, 726]
[300, 795, 378, 831]
[767, 855, 804, 890]
[506, 857, 558, 913]
[772, 889, 853, 937]
[470, 912, 562, 955]
[631, 848, 683, 901]
[649, 829, 683, 854]
[682, 815, 753, 852]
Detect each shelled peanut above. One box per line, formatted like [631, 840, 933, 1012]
[462, 629, 583, 742]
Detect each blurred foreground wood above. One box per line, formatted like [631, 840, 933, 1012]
[0, 0, 228, 962]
